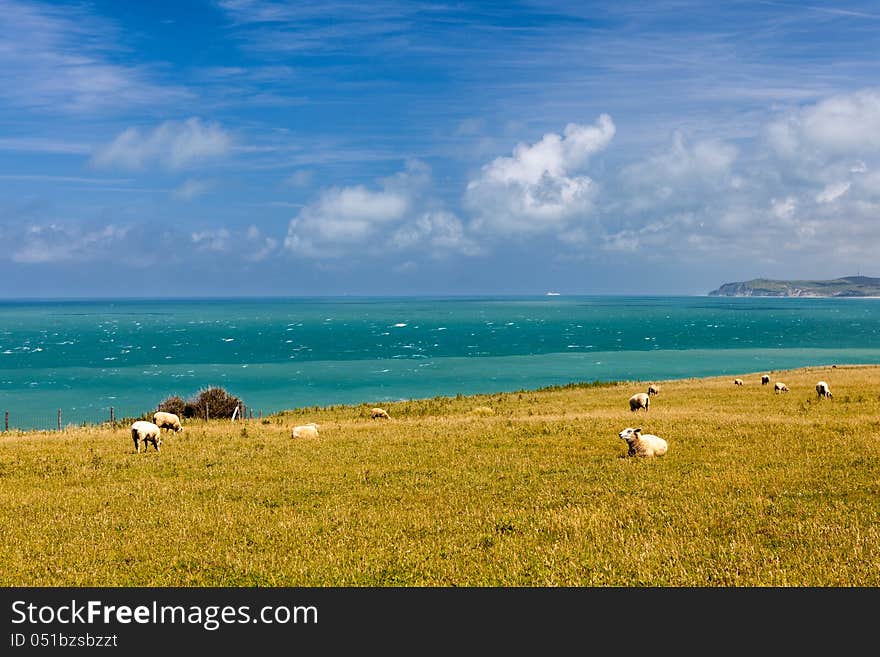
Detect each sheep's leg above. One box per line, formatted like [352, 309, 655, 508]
[134, 437, 141, 453]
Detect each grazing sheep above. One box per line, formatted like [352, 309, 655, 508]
[647, 384, 661, 396]
[774, 382, 789, 393]
[370, 407, 390, 419]
[629, 392, 650, 413]
[153, 411, 183, 433]
[761, 374, 771, 385]
[291, 422, 319, 439]
[131, 420, 162, 453]
[816, 381, 833, 399]
[734, 378, 744, 386]
[618, 427, 668, 458]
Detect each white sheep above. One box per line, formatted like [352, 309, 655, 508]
[734, 378, 744, 386]
[153, 411, 183, 433]
[131, 420, 162, 453]
[370, 407, 390, 419]
[761, 374, 770, 385]
[816, 381, 832, 399]
[647, 384, 661, 396]
[629, 392, 650, 412]
[774, 382, 789, 393]
[291, 422, 319, 439]
[618, 427, 668, 458]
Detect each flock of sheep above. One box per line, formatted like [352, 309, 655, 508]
[129, 407, 391, 452]
[620, 374, 834, 459]
[130, 375, 834, 460]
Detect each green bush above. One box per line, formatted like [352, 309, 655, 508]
[182, 386, 243, 420]
[157, 395, 186, 417]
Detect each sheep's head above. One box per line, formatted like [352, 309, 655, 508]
[618, 427, 641, 443]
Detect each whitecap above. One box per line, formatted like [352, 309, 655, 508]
[222, 338, 235, 342]
[393, 323, 407, 328]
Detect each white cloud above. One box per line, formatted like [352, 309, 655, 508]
[390, 211, 482, 256]
[465, 115, 615, 236]
[172, 178, 214, 200]
[12, 223, 131, 264]
[190, 225, 279, 261]
[282, 169, 314, 188]
[93, 118, 232, 170]
[0, 0, 190, 113]
[767, 89, 880, 160]
[815, 181, 851, 204]
[191, 228, 232, 252]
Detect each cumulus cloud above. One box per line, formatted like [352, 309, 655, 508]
[11, 223, 132, 264]
[465, 115, 615, 236]
[190, 224, 279, 261]
[284, 160, 478, 258]
[390, 211, 483, 256]
[93, 118, 232, 170]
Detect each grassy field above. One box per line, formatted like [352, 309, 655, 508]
[1, 364, 879, 586]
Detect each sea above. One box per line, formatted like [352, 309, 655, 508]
[2, 295, 880, 430]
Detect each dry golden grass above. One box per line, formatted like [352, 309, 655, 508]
[1, 364, 879, 586]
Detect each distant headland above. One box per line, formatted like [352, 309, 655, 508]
[708, 276, 880, 297]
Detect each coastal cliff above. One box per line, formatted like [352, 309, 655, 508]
[709, 276, 880, 297]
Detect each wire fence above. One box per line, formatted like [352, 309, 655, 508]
[0, 405, 265, 433]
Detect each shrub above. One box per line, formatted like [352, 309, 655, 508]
[157, 395, 186, 417]
[182, 386, 243, 420]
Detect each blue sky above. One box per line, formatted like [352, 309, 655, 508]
[2, 0, 880, 297]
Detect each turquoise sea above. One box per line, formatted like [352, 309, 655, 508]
[2, 295, 880, 429]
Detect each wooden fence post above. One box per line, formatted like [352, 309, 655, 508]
[57, 409, 62, 431]
[206, 404, 209, 422]
[4, 411, 7, 431]
[110, 406, 115, 425]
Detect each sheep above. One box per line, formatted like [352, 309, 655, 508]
[647, 384, 661, 396]
[618, 427, 668, 458]
[629, 392, 650, 413]
[153, 411, 183, 433]
[816, 381, 833, 399]
[774, 382, 789, 394]
[761, 374, 771, 385]
[734, 378, 744, 386]
[291, 422, 319, 439]
[370, 407, 390, 420]
[131, 420, 162, 453]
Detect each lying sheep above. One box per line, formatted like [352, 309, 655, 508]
[291, 422, 319, 439]
[734, 378, 744, 386]
[370, 407, 390, 419]
[647, 384, 661, 396]
[816, 381, 833, 399]
[629, 392, 650, 412]
[131, 420, 162, 453]
[618, 427, 668, 458]
[761, 374, 770, 385]
[153, 411, 183, 433]
[774, 382, 789, 393]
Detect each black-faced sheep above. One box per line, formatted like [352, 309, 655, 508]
[816, 381, 832, 399]
[647, 384, 661, 396]
[131, 420, 162, 453]
[629, 392, 650, 412]
[153, 411, 183, 433]
[734, 378, 744, 386]
[370, 407, 390, 419]
[761, 374, 771, 385]
[618, 427, 668, 458]
[774, 382, 789, 393]
[291, 422, 319, 439]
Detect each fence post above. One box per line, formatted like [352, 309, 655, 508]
[206, 404, 209, 422]
[258, 410, 262, 420]
[57, 409, 62, 431]
[110, 406, 115, 425]
[4, 411, 7, 431]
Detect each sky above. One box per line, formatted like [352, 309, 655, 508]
[2, 0, 880, 297]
